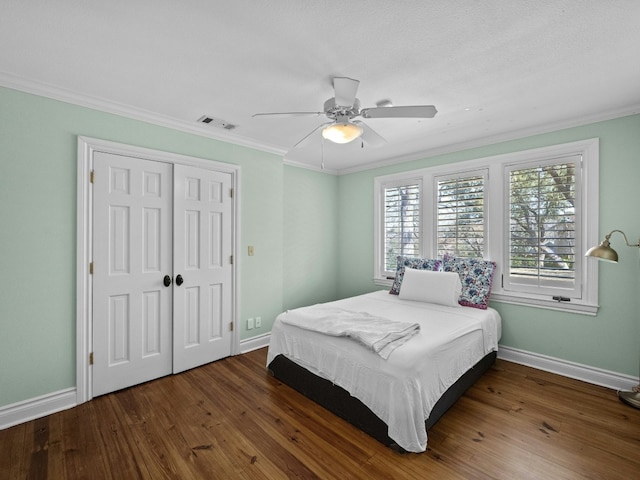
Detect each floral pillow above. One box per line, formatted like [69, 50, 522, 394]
[442, 254, 496, 309]
[389, 256, 442, 295]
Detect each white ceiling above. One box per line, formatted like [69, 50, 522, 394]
[2, 1, 639, 173]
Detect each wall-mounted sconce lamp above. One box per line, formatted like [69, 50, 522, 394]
[586, 229, 640, 409]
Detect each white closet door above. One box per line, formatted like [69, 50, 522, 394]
[92, 152, 173, 396]
[172, 164, 233, 373]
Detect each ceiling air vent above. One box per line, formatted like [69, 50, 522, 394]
[197, 115, 236, 130]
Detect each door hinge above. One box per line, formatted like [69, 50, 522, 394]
[90, 170, 95, 183]
[89, 352, 94, 365]
[230, 188, 234, 198]
[229, 321, 234, 332]
[89, 262, 94, 274]
[230, 255, 234, 265]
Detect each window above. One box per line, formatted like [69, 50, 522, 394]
[374, 139, 600, 314]
[376, 178, 422, 277]
[505, 157, 580, 297]
[436, 171, 487, 258]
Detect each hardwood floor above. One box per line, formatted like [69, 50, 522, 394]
[1, 348, 639, 479]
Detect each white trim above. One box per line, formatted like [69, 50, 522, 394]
[3, 343, 635, 430]
[76, 136, 241, 405]
[498, 345, 638, 392]
[2, 72, 638, 178]
[282, 158, 339, 175]
[76, 139, 93, 405]
[490, 294, 598, 315]
[0, 388, 76, 431]
[495, 139, 599, 307]
[373, 139, 600, 314]
[373, 175, 424, 279]
[240, 333, 271, 354]
[336, 109, 640, 175]
[0, 72, 285, 157]
[370, 281, 599, 315]
[431, 168, 489, 259]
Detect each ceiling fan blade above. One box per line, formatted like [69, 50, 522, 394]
[360, 105, 437, 119]
[333, 77, 360, 107]
[354, 121, 386, 147]
[292, 122, 332, 148]
[252, 111, 324, 118]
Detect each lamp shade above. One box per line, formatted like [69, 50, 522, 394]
[585, 242, 619, 263]
[322, 122, 363, 144]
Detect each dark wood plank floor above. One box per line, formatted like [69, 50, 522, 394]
[1, 348, 639, 479]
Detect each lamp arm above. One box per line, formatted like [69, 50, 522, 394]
[606, 230, 640, 248]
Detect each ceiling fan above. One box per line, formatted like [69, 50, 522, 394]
[253, 77, 437, 150]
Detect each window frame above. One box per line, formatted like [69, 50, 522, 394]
[434, 168, 489, 259]
[373, 138, 600, 315]
[374, 174, 424, 279]
[502, 155, 582, 298]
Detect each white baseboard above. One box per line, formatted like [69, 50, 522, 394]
[240, 333, 271, 354]
[497, 345, 638, 391]
[3, 342, 635, 431]
[1, 335, 273, 431]
[243, 336, 639, 391]
[0, 388, 76, 430]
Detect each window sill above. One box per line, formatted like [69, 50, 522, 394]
[489, 293, 598, 315]
[374, 278, 599, 315]
[373, 277, 394, 288]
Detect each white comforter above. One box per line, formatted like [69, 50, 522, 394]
[278, 306, 420, 359]
[266, 290, 502, 453]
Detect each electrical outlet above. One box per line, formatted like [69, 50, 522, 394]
[247, 318, 254, 330]
[255, 316, 262, 328]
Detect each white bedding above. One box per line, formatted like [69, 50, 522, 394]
[278, 306, 420, 359]
[266, 290, 502, 453]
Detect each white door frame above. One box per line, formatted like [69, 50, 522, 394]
[76, 136, 241, 405]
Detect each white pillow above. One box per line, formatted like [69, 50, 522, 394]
[398, 268, 462, 307]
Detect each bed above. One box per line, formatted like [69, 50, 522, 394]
[266, 258, 501, 453]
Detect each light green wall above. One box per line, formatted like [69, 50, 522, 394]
[2, 83, 638, 409]
[337, 114, 640, 377]
[282, 165, 339, 310]
[0, 86, 336, 407]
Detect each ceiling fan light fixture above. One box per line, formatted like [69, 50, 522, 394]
[322, 122, 363, 144]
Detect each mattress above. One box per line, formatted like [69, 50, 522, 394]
[266, 290, 502, 452]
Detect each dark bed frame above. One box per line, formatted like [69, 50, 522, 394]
[268, 350, 497, 452]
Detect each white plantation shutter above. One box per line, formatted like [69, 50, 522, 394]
[504, 155, 581, 296]
[383, 181, 421, 273]
[436, 171, 487, 258]
[374, 139, 598, 313]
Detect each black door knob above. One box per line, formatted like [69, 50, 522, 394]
[175, 274, 184, 286]
[163, 275, 172, 287]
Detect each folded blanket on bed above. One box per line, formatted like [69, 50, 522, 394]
[278, 306, 420, 359]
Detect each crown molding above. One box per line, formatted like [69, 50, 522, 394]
[0, 72, 287, 157]
[336, 104, 640, 175]
[3, 71, 639, 177]
[282, 157, 339, 175]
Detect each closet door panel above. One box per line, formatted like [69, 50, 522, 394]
[173, 165, 233, 373]
[93, 152, 173, 396]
